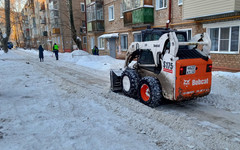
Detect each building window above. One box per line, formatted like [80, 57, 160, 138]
[134, 33, 142, 42]
[98, 37, 105, 49]
[97, 8, 103, 20]
[208, 26, 239, 53]
[156, 0, 167, 10]
[108, 5, 114, 21]
[121, 34, 128, 50]
[83, 36, 87, 44]
[82, 20, 86, 28]
[81, 3, 85, 12]
[178, 0, 183, 5]
[178, 29, 192, 41]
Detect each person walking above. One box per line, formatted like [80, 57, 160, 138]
[92, 45, 99, 55]
[52, 43, 59, 60]
[38, 45, 44, 62]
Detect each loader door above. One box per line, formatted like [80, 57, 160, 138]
[138, 49, 161, 74]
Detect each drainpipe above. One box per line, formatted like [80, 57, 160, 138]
[84, 0, 87, 51]
[84, 0, 87, 32]
[166, 0, 172, 29]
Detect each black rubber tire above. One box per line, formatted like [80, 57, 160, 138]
[121, 69, 139, 98]
[138, 77, 162, 107]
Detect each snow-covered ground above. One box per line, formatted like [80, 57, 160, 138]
[0, 48, 240, 150]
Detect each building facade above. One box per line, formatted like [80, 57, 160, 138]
[86, 0, 240, 71]
[22, 0, 86, 52]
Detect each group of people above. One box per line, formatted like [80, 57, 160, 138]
[38, 43, 59, 62]
[38, 44, 99, 62]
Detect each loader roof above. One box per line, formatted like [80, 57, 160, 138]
[142, 28, 188, 42]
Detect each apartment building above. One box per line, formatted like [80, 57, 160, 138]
[86, 0, 105, 54]
[182, 0, 240, 70]
[86, 0, 240, 71]
[22, 0, 86, 52]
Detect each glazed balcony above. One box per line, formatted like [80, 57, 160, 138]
[183, 0, 240, 19]
[50, 10, 59, 19]
[41, 18, 46, 24]
[123, 0, 154, 26]
[40, 2, 45, 11]
[87, 21, 104, 32]
[86, 1, 104, 32]
[52, 28, 60, 34]
[49, 0, 58, 10]
[86, 0, 103, 6]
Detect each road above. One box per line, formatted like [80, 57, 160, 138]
[0, 49, 240, 149]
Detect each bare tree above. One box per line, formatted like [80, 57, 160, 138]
[0, 0, 11, 53]
[67, 0, 82, 50]
[11, 0, 25, 48]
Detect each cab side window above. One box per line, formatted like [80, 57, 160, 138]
[138, 49, 155, 64]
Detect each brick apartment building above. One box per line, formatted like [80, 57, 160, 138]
[86, 0, 240, 71]
[22, 0, 86, 52]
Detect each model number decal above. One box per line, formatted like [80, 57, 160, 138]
[163, 61, 173, 73]
[163, 61, 173, 70]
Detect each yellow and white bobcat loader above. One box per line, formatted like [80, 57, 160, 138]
[110, 28, 212, 107]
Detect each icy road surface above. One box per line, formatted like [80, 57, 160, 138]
[0, 49, 240, 150]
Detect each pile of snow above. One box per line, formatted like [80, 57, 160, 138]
[71, 50, 89, 56]
[0, 50, 4, 55]
[75, 55, 124, 71]
[18, 48, 125, 71]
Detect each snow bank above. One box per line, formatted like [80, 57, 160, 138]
[75, 55, 124, 71]
[19, 49, 125, 71]
[0, 50, 4, 55]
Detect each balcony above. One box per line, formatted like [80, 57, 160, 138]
[183, 0, 240, 19]
[52, 28, 60, 34]
[87, 21, 104, 32]
[49, 1, 58, 10]
[86, 0, 103, 6]
[50, 10, 59, 19]
[41, 18, 46, 24]
[40, 2, 45, 11]
[86, 1, 104, 32]
[123, 0, 154, 26]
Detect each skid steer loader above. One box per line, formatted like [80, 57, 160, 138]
[110, 28, 212, 107]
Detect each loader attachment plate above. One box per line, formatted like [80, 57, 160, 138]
[110, 69, 123, 92]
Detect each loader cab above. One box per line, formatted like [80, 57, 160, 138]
[141, 28, 188, 50]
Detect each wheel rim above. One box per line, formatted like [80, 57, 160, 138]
[122, 76, 131, 92]
[141, 84, 150, 102]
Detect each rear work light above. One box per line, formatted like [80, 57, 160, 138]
[180, 66, 186, 75]
[206, 64, 212, 72]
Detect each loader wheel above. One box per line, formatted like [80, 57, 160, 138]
[121, 69, 139, 98]
[138, 77, 162, 107]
